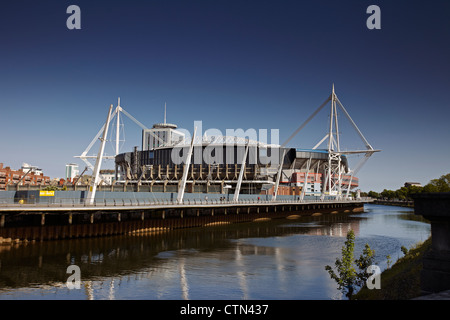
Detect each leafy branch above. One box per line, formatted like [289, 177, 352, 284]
[325, 230, 375, 299]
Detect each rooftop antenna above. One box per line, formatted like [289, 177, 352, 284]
[164, 102, 167, 124]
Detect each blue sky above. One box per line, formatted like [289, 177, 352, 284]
[1, 0, 449, 192]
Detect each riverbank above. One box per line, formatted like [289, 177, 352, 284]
[354, 237, 431, 300]
[372, 199, 414, 208]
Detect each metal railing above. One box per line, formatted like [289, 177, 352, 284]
[0, 197, 374, 209]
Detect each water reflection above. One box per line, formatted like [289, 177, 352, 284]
[0, 205, 430, 300]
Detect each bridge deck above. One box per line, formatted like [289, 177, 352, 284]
[0, 199, 373, 213]
[0, 199, 370, 242]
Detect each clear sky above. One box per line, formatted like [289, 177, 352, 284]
[1, 0, 449, 192]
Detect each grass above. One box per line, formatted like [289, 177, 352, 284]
[353, 237, 431, 300]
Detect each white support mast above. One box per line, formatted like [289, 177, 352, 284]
[177, 127, 197, 204]
[333, 88, 343, 199]
[116, 97, 121, 156]
[277, 83, 380, 200]
[272, 148, 286, 202]
[327, 85, 335, 198]
[233, 143, 249, 202]
[320, 170, 329, 201]
[86, 105, 113, 205]
[324, 84, 345, 199]
[300, 156, 312, 201]
[164, 102, 167, 124]
[283, 84, 380, 201]
[76, 99, 149, 176]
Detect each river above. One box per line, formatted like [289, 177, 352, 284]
[0, 204, 430, 300]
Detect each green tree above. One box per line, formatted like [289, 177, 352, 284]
[396, 187, 408, 200]
[407, 185, 423, 199]
[355, 243, 376, 287]
[325, 230, 356, 299]
[368, 191, 380, 199]
[381, 189, 395, 200]
[386, 255, 392, 269]
[422, 183, 439, 193]
[325, 230, 376, 299]
[423, 173, 450, 193]
[365, 173, 450, 201]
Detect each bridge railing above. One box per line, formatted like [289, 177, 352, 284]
[0, 196, 374, 208]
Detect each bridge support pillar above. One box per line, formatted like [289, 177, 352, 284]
[413, 193, 450, 294]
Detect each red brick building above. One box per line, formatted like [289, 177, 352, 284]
[0, 163, 51, 190]
[260, 172, 359, 197]
[291, 172, 359, 190]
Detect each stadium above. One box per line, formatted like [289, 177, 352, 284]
[78, 86, 378, 201]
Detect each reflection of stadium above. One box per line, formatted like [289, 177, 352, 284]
[303, 217, 361, 237]
[0, 213, 362, 298]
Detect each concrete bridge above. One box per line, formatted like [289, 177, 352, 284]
[0, 198, 369, 243]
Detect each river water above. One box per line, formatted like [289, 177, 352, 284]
[0, 204, 430, 300]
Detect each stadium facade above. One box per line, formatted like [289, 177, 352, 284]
[114, 121, 358, 197]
